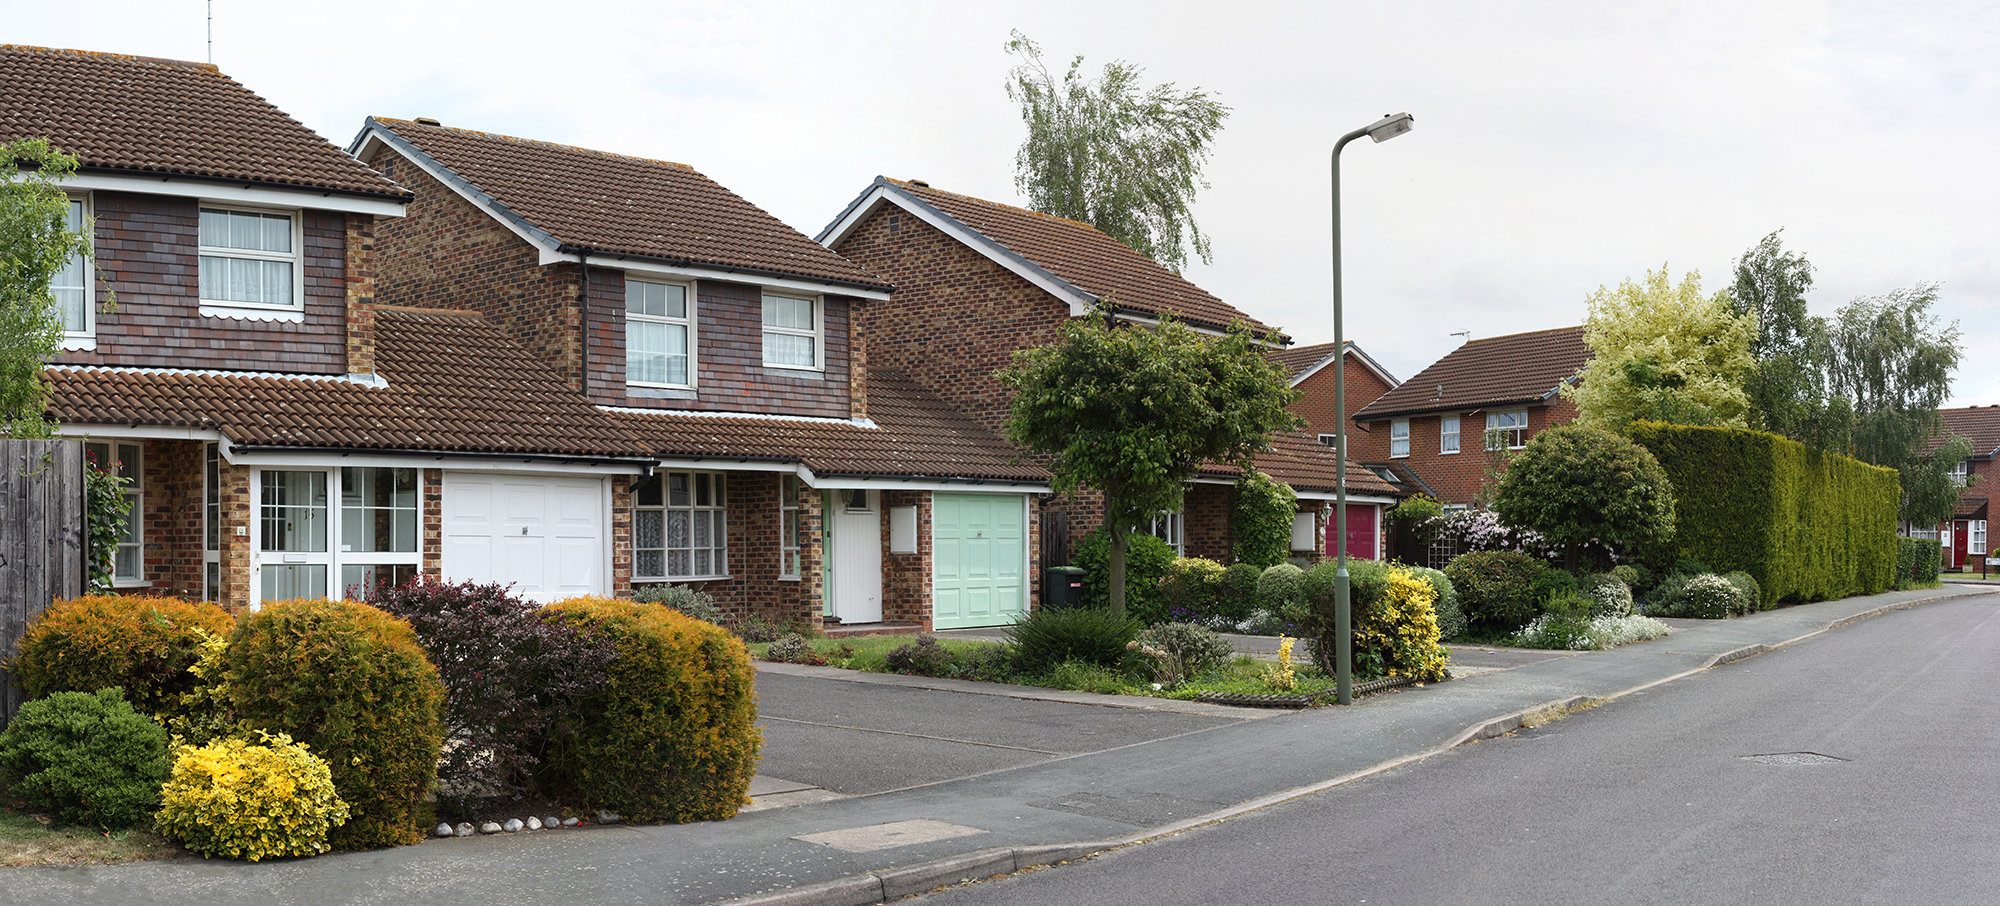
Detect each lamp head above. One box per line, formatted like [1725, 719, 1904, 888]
[1365, 112, 1415, 143]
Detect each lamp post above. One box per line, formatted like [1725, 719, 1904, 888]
[1332, 111, 1413, 705]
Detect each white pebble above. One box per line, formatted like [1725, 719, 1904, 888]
[526, 816, 543, 831]
[479, 821, 503, 835]
[502, 818, 524, 833]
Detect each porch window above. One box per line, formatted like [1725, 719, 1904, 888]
[85, 441, 144, 585]
[260, 470, 328, 601]
[200, 206, 301, 311]
[1390, 420, 1410, 458]
[1440, 416, 1461, 454]
[635, 471, 728, 580]
[1143, 511, 1184, 555]
[779, 474, 802, 580]
[1486, 410, 1529, 450]
[254, 468, 420, 603]
[762, 293, 820, 369]
[338, 467, 421, 597]
[627, 278, 693, 387]
[204, 444, 221, 602]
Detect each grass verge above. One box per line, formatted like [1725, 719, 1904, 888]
[0, 806, 181, 867]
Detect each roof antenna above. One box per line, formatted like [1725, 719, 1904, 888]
[207, 0, 213, 63]
[1450, 329, 1470, 344]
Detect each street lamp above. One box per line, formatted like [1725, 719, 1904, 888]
[1331, 111, 1413, 705]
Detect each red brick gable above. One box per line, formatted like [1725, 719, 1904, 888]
[0, 45, 404, 199]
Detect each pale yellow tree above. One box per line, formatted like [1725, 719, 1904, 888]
[1564, 266, 1757, 433]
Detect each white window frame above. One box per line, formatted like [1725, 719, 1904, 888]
[761, 292, 824, 371]
[1487, 410, 1529, 450]
[204, 443, 222, 602]
[1317, 434, 1337, 448]
[56, 193, 95, 348]
[198, 203, 306, 320]
[779, 474, 802, 581]
[1390, 419, 1410, 459]
[1143, 510, 1184, 555]
[1950, 459, 1970, 487]
[1440, 415, 1461, 455]
[1973, 520, 1988, 556]
[633, 471, 729, 581]
[625, 277, 696, 389]
[252, 467, 422, 604]
[85, 441, 145, 586]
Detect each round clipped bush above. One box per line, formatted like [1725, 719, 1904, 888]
[0, 688, 169, 829]
[155, 731, 350, 861]
[633, 583, 724, 624]
[1132, 622, 1235, 683]
[12, 595, 235, 718]
[1580, 573, 1635, 618]
[1723, 571, 1763, 613]
[1216, 562, 1263, 619]
[225, 599, 444, 851]
[1008, 606, 1141, 675]
[1531, 569, 1579, 605]
[1445, 549, 1550, 634]
[1075, 530, 1178, 619]
[542, 596, 761, 824]
[1667, 573, 1741, 619]
[1255, 563, 1306, 616]
[882, 634, 954, 677]
[1157, 557, 1225, 623]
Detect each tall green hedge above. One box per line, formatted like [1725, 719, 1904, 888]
[1627, 422, 1898, 606]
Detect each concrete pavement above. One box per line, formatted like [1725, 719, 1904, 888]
[0, 584, 1986, 906]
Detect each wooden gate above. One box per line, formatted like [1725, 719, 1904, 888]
[1, 439, 87, 727]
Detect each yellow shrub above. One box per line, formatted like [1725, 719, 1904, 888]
[1356, 568, 1451, 682]
[155, 732, 350, 861]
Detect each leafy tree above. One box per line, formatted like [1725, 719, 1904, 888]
[1566, 266, 1756, 433]
[1824, 284, 1965, 527]
[1005, 31, 1230, 273]
[1729, 229, 1837, 442]
[1, 139, 94, 438]
[999, 307, 1302, 613]
[1492, 424, 1676, 570]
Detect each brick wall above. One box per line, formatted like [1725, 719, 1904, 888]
[135, 439, 203, 598]
[1292, 353, 1396, 441]
[1184, 484, 1235, 563]
[421, 468, 443, 582]
[54, 191, 350, 373]
[652, 471, 823, 630]
[1361, 396, 1578, 506]
[880, 489, 933, 626]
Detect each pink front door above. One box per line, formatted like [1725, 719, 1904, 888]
[1326, 504, 1378, 561]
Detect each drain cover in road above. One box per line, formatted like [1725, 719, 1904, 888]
[792, 819, 987, 853]
[1740, 752, 1849, 765]
[1028, 791, 1226, 827]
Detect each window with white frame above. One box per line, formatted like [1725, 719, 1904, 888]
[627, 278, 693, 387]
[762, 293, 820, 368]
[779, 474, 802, 579]
[199, 206, 300, 310]
[1317, 434, 1337, 448]
[1974, 520, 1988, 556]
[1440, 416, 1461, 454]
[1390, 420, 1410, 458]
[1143, 511, 1184, 555]
[634, 471, 728, 580]
[1486, 410, 1529, 450]
[1950, 459, 1971, 487]
[254, 467, 420, 603]
[54, 196, 92, 337]
[204, 444, 221, 602]
[85, 441, 144, 585]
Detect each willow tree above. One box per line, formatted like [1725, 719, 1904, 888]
[999, 308, 1300, 613]
[1005, 31, 1230, 273]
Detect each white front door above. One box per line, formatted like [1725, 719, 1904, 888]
[443, 472, 606, 603]
[827, 488, 883, 623]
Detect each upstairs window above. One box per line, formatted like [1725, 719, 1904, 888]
[762, 293, 821, 369]
[200, 207, 300, 311]
[1390, 420, 1410, 458]
[54, 196, 92, 339]
[1486, 410, 1529, 450]
[627, 279, 694, 387]
[1950, 459, 1970, 487]
[1439, 416, 1461, 454]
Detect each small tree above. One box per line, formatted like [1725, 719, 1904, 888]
[999, 307, 1301, 613]
[2, 139, 96, 438]
[1231, 469, 1296, 568]
[1005, 31, 1230, 273]
[1566, 266, 1756, 434]
[1492, 424, 1677, 570]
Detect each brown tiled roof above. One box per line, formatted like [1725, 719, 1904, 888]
[1953, 497, 1989, 519]
[0, 45, 405, 199]
[1268, 343, 1335, 380]
[46, 309, 650, 458]
[365, 118, 887, 290]
[1938, 406, 2000, 458]
[882, 179, 1274, 334]
[1194, 430, 1399, 496]
[617, 371, 1049, 483]
[1353, 326, 1589, 422]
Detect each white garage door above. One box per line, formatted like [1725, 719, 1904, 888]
[442, 473, 606, 603]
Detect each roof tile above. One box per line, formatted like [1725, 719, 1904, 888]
[1354, 326, 1588, 422]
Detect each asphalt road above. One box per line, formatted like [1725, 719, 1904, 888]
[911, 592, 2000, 906]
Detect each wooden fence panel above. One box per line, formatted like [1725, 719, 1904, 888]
[1, 439, 86, 728]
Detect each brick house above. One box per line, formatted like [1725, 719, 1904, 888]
[1269, 341, 1411, 557]
[348, 121, 1049, 629]
[1933, 405, 1998, 571]
[817, 177, 1397, 566]
[1350, 326, 1589, 510]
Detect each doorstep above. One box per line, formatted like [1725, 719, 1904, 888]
[820, 621, 925, 639]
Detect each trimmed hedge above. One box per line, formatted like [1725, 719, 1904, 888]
[225, 599, 444, 851]
[11, 595, 235, 718]
[1896, 537, 1941, 585]
[0, 688, 169, 829]
[1628, 421, 1898, 606]
[542, 596, 761, 824]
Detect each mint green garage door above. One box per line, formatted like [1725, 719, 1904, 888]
[933, 494, 1027, 629]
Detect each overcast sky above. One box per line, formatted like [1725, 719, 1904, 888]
[19, 1, 1999, 407]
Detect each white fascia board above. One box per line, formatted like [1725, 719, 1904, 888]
[818, 185, 1095, 316]
[1292, 490, 1399, 504]
[57, 424, 228, 443]
[654, 457, 803, 474]
[219, 448, 647, 474]
[57, 172, 406, 218]
[593, 255, 891, 301]
[1105, 309, 1227, 338]
[1346, 343, 1401, 388]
